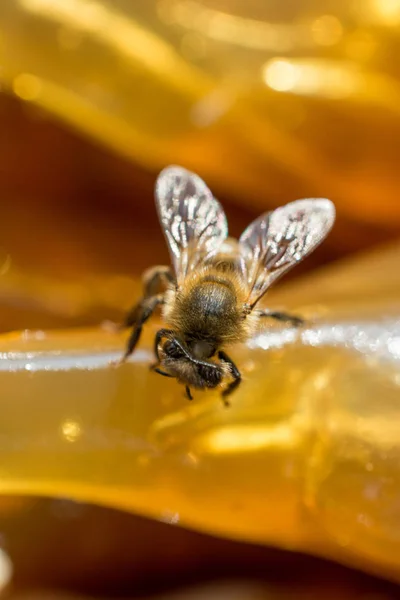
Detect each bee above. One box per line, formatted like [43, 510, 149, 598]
[120, 166, 335, 405]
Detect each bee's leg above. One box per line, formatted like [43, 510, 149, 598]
[257, 309, 304, 327]
[153, 328, 174, 361]
[123, 301, 147, 329]
[121, 267, 174, 330]
[121, 295, 164, 362]
[149, 328, 175, 371]
[153, 367, 174, 378]
[106, 297, 143, 333]
[142, 266, 175, 298]
[185, 386, 193, 401]
[218, 351, 241, 406]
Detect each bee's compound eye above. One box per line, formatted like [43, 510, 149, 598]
[191, 340, 216, 359]
[163, 339, 185, 359]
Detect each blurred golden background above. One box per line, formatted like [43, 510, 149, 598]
[1, 1, 400, 599]
[1, 0, 400, 330]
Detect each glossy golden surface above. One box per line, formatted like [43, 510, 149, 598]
[0, 241, 399, 584]
[1, 1, 400, 594]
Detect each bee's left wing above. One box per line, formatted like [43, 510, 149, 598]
[239, 198, 335, 308]
[155, 166, 228, 285]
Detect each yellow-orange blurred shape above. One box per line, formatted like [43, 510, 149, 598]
[193, 422, 300, 455]
[180, 31, 207, 61]
[57, 25, 84, 51]
[0, 549, 13, 592]
[61, 419, 82, 443]
[262, 59, 300, 93]
[157, 0, 341, 52]
[158, 0, 295, 51]
[262, 57, 400, 116]
[369, 0, 400, 24]
[311, 15, 343, 47]
[12, 73, 42, 101]
[263, 58, 362, 99]
[0, 255, 12, 278]
[3, 0, 400, 229]
[19, 0, 207, 93]
[346, 29, 377, 61]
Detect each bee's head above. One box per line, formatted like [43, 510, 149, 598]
[159, 338, 223, 390]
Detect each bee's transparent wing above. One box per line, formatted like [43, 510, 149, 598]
[239, 198, 335, 308]
[155, 166, 228, 284]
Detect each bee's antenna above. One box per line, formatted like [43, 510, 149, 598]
[185, 386, 193, 401]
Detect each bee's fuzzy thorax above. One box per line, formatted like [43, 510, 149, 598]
[161, 265, 251, 349]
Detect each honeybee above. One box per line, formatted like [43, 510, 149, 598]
[121, 166, 335, 404]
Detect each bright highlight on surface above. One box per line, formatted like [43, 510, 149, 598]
[194, 423, 301, 455]
[262, 59, 299, 92]
[0, 548, 13, 592]
[263, 58, 362, 99]
[370, 0, 400, 24]
[61, 419, 82, 442]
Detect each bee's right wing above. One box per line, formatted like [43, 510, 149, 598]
[239, 198, 335, 308]
[155, 166, 228, 285]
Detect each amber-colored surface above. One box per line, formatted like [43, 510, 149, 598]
[0, 240, 399, 590]
[1, 1, 400, 598]
[2, 499, 400, 599]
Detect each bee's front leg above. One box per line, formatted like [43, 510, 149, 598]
[142, 265, 175, 297]
[121, 294, 165, 362]
[121, 266, 174, 330]
[218, 350, 241, 406]
[148, 328, 176, 374]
